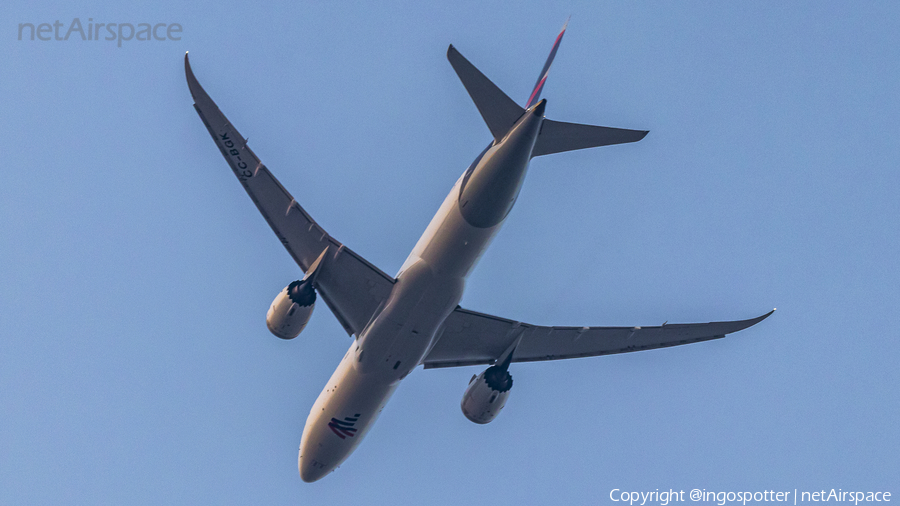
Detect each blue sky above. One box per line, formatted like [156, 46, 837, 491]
[2, 1, 898, 504]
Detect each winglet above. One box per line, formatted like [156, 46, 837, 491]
[734, 308, 777, 332]
[184, 51, 211, 105]
[184, 52, 198, 99]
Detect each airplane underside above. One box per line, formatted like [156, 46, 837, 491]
[185, 21, 773, 482]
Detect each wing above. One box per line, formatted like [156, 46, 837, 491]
[185, 53, 394, 336]
[423, 307, 775, 369]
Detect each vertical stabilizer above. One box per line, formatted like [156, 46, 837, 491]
[448, 21, 648, 156]
[525, 18, 568, 108]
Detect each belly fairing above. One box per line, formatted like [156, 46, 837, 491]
[355, 259, 465, 379]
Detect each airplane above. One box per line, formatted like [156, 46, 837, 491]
[184, 23, 773, 482]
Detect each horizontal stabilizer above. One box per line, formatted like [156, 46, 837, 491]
[532, 119, 648, 157]
[447, 45, 525, 142]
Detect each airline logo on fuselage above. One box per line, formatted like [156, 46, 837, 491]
[328, 414, 361, 439]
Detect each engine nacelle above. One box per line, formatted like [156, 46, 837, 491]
[266, 279, 316, 339]
[460, 364, 513, 424]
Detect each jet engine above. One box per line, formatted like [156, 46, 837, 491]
[266, 279, 316, 339]
[460, 362, 513, 424]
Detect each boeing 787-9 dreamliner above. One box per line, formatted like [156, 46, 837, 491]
[185, 23, 773, 482]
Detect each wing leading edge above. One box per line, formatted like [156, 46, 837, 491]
[185, 53, 395, 336]
[423, 307, 775, 369]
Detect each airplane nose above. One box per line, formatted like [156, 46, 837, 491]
[298, 449, 330, 483]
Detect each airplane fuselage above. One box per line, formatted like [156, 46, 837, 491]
[186, 29, 768, 484]
[298, 101, 545, 481]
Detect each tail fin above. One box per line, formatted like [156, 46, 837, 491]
[449, 21, 649, 155]
[525, 18, 568, 108]
[447, 45, 524, 142]
[528, 19, 648, 156]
